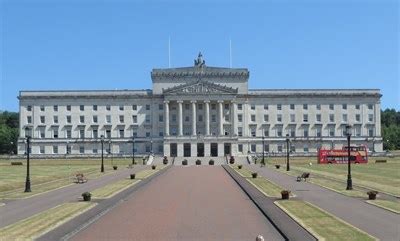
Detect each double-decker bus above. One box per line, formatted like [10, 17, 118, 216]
[318, 145, 368, 164]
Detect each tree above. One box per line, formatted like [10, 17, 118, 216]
[0, 111, 19, 154]
[381, 109, 400, 150]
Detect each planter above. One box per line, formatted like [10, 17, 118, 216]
[182, 160, 188, 166]
[196, 160, 201, 165]
[252, 172, 258, 178]
[113, 166, 118, 170]
[229, 157, 235, 164]
[281, 190, 290, 200]
[367, 191, 378, 200]
[82, 192, 91, 201]
[238, 165, 243, 169]
[163, 156, 168, 165]
[275, 165, 280, 169]
[152, 165, 156, 170]
[209, 160, 214, 165]
[130, 174, 136, 179]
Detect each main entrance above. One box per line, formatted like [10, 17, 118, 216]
[211, 143, 218, 157]
[184, 143, 191, 157]
[197, 143, 204, 157]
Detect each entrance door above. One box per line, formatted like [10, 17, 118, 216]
[211, 143, 218, 157]
[170, 143, 177, 157]
[184, 143, 191, 157]
[197, 143, 204, 157]
[224, 143, 231, 156]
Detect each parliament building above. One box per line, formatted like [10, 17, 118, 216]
[18, 53, 383, 157]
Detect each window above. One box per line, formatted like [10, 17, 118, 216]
[277, 104, 282, 110]
[264, 129, 269, 137]
[278, 145, 283, 152]
[79, 129, 85, 138]
[264, 114, 269, 122]
[66, 129, 71, 138]
[199, 115, 203, 122]
[277, 114, 282, 122]
[172, 114, 177, 122]
[159, 104, 163, 110]
[198, 104, 203, 110]
[368, 128, 374, 137]
[251, 115, 256, 122]
[132, 105, 137, 110]
[355, 126, 361, 137]
[40, 116, 45, 124]
[93, 148, 98, 154]
[303, 104, 308, 110]
[342, 114, 348, 122]
[316, 114, 321, 122]
[146, 105, 150, 110]
[316, 127, 322, 137]
[303, 128, 309, 137]
[80, 116, 85, 123]
[80, 105, 84, 111]
[264, 104, 269, 110]
[290, 128, 295, 137]
[132, 115, 137, 123]
[185, 104, 190, 110]
[251, 144, 256, 153]
[145, 115, 150, 123]
[40, 146, 45, 154]
[355, 104, 360, 110]
[93, 105, 98, 111]
[40, 105, 45, 111]
[146, 132, 150, 137]
[264, 144, 270, 153]
[329, 104, 334, 110]
[211, 115, 216, 122]
[27, 105, 32, 111]
[106, 115, 111, 123]
[66, 105, 71, 111]
[368, 104, 373, 110]
[93, 129, 98, 138]
[119, 129, 125, 138]
[290, 104, 295, 110]
[304, 145, 309, 153]
[27, 116, 32, 124]
[106, 129, 111, 138]
[329, 127, 335, 137]
[238, 104, 243, 110]
[211, 104, 216, 110]
[53, 129, 59, 138]
[39, 128, 45, 138]
[106, 105, 111, 111]
[93, 115, 98, 123]
[53, 146, 58, 154]
[238, 127, 243, 136]
[53, 105, 58, 111]
[251, 104, 255, 110]
[238, 144, 243, 152]
[342, 104, 347, 110]
[119, 115, 124, 123]
[67, 115, 71, 123]
[225, 104, 229, 110]
[79, 146, 84, 154]
[185, 116, 189, 122]
[368, 114, 374, 122]
[238, 114, 243, 122]
[119, 105, 124, 111]
[251, 128, 256, 137]
[355, 114, 361, 122]
[159, 131, 164, 137]
[316, 104, 321, 110]
[224, 115, 229, 122]
[290, 114, 295, 122]
[329, 114, 335, 122]
[277, 127, 282, 137]
[159, 114, 163, 122]
[53, 116, 58, 124]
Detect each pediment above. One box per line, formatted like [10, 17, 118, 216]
[163, 80, 238, 94]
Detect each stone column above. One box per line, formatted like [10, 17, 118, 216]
[204, 143, 210, 157]
[231, 101, 237, 136]
[191, 100, 197, 136]
[204, 100, 210, 136]
[218, 100, 224, 136]
[164, 101, 170, 136]
[178, 100, 183, 136]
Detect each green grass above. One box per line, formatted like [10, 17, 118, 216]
[367, 200, 400, 214]
[275, 200, 376, 241]
[0, 202, 95, 240]
[91, 179, 140, 198]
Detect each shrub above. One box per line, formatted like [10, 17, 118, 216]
[238, 165, 243, 169]
[182, 159, 188, 165]
[196, 160, 201, 165]
[130, 174, 136, 179]
[11, 162, 23, 166]
[252, 172, 258, 178]
[367, 191, 378, 200]
[281, 190, 291, 200]
[275, 165, 281, 169]
[152, 165, 156, 170]
[82, 192, 91, 201]
[113, 166, 118, 170]
[209, 160, 214, 165]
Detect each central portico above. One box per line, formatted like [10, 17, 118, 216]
[153, 53, 249, 157]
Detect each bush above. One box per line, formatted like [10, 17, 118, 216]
[113, 166, 118, 170]
[275, 165, 280, 169]
[367, 191, 378, 200]
[11, 162, 23, 165]
[152, 165, 156, 170]
[281, 190, 291, 200]
[196, 160, 201, 165]
[209, 160, 214, 165]
[182, 159, 188, 165]
[130, 174, 136, 179]
[82, 192, 91, 201]
[252, 172, 258, 178]
[238, 165, 243, 169]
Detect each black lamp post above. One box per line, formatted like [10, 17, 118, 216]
[24, 134, 32, 192]
[286, 134, 290, 171]
[262, 135, 265, 166]
[150, 139, 153, 154]
[132, 136, 135, 165]
[100, 135, 105, 173]
[345, 124, 353, 190]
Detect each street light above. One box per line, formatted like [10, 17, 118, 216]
[24, 133, 32, 192]
[132, 136, 135, 165]
[345, 124, 353, 190]
[100, 135, 105, 173]
[261, 135, 265, 167]
[150, 139, 153, 154]
[286, 134, 290, 171]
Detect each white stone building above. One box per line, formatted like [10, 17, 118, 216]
[18, 54, 383, 157]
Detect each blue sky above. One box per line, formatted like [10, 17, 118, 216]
[1, 0, 399, 111]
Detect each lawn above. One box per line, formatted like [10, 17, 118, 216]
[275, 200, 376, 241]
[91, 179, 140, 198]
[0, 202, 96, 240]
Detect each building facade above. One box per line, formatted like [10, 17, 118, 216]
[18, 54, 383, 157]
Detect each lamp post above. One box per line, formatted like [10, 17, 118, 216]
[345, 124, 353, 190]
[24, 135, 32, 192]
[150, 139, 153, 154]
[132, 136, 135, 165]
[100, 135, 105, 173]
[262, 135, 265, 167]
[286, 134, 290, 171]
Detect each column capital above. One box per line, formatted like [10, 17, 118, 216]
[177, 100, 183, 104]
[203, 100, 210, 104]
[217, 100, 224, 104]
[163, 100, 170, 104]
[190, 100, 197, 104]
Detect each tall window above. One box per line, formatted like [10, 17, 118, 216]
[290, 104, 295, 110]
[277, 104, 282, 110]
[53, 105, 58, 111]
[303, 104, 308, 110]
[80, 105, 84, 111]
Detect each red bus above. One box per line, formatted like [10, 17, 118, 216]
[318, 145, 368, 164]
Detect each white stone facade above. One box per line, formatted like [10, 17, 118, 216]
[18, 55, 383, 157]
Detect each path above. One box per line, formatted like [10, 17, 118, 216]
[249, 165, 400, 241]
[71, 166, 284, 241]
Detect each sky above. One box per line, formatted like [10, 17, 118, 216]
[1, 0, 399, 111]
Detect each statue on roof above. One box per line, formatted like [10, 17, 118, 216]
[194, 52, 206, 67]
